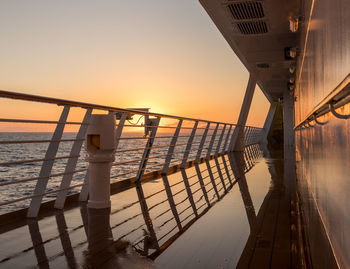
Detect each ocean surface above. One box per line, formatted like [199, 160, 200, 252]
[0, 131, 216, 214]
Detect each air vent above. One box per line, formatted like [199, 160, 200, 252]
[228, 2, 264, 20]
[237, 21, 268, 34]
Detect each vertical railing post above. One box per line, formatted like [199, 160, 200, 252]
[245, 127, 251, 146]
[253, 128, 257, 144]
[27, 105, 70, 218]
[162, 119, 182, 174]
[195, 122, 210, 163]
[135, 117, 160, 182]
[180, 121, 198, 169]
[55, 108, 92, 209]
[215, 124, 226, 157]
[222, 125, 232, 154]
[206, 123, 219, 159]
[79, 112, 127, 201]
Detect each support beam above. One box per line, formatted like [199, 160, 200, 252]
[262, 102, 278, 142]
[283, 91, 295, 147]
[229, 74, 257, 151]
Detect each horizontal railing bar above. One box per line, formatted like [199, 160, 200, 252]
[0, 118, 86, 125]
[0, 89, 245, 127]
[0, 138, 84, 144]
[119, 134, 192, 140]
[122, 124, 232, 131]
[0, 155, 80, 166]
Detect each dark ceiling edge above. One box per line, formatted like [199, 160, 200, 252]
[199, 0, 273, 103]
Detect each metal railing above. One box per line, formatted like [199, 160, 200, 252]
[0, 90, 263, 217]
[295, 73, 350, 129]
[0, 145, 262, 268]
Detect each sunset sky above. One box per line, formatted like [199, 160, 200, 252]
[0, 0, 269, 130]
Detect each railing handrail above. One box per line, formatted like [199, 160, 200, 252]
[0, 89, 264, 217]
[0, 89, 263, 128]
[294, 73, 350, 129]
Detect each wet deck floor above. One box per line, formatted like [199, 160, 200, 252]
[0, 144, 301, 269]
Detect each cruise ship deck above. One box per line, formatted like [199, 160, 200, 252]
[0, 145, 306, 269]
[0, 0, 349, 268]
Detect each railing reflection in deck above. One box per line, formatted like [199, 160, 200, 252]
[0, 144, 262, 268]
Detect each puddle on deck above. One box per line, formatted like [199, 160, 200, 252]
[0, 144, 282, 269]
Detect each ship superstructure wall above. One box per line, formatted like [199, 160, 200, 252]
[295, 0, 350, 268]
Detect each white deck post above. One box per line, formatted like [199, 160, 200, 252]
[27, 105, 70, 218]
[79, 113, 127, 202]
[85, 114, 116, 209]
[229, 74, 257, 151]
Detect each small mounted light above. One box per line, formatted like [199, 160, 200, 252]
[285, 47, 298, 60]
[289, 16, 299, 32]
[289, 15, 304, 32]
[289, 77, 295, 83]
[289, 63, 296, 74]
[287, 82, 295, 91]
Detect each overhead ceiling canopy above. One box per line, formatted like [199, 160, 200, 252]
[199, 0, 301, 102]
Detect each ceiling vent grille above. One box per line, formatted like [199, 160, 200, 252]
[237, 21, 268, 34]
[228, 2, 264, 20]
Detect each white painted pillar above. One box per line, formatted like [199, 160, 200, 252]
[229, 74, 257, 151]
[86, 114, 116, 209]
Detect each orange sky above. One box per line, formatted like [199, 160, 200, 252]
[0, 1, 269, 132]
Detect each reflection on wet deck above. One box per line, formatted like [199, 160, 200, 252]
[0, 144, 293, 269]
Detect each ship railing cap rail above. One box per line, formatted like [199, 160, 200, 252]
[0, 89, 264, 128]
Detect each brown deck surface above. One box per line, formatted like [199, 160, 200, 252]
[236, 147, 307, 269]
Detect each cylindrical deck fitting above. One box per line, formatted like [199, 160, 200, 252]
[86, 114, 116, 209]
